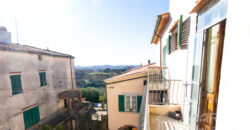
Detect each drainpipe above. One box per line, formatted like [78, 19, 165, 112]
[156, 34, 162, 69]
[70, 58, 74, 89]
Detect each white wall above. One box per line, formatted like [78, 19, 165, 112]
[216, 0, 250, 129]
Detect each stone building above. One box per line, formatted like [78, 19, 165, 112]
[0, 27, 79, 130]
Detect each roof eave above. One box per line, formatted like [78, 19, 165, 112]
[189, 0, 208, 14]
[151, 12, 170, 44]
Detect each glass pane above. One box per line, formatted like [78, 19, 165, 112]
[189, 31, 203, 129]
[125, 96, 130, 111]
[132, 96, 137, 112]
[205, 24, 219, 94]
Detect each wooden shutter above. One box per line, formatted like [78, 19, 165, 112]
[23, 110, 29, 128]
[23, 106, 40, 129]
[118, 95, 125, 112]
[137, 95, 142, 113]
[16, 75, 22, 94]
[39, 72, 47, 86]
[10, 75, 22, 95]
[163, 45, 166, 67]
[39, 72, 43, 86]
[182, 17, 191, 46]
[177, 15, 183, 48]
[10, 75, 17, 95]
[43, 72, 47, 86]
[166, 35, 171, 54]
[35, 106, 40, 122]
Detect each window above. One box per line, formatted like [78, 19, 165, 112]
[38, 55, 42, 60]
[168, 15, 190, 53]
[125, 96, 137, 112]
[170, 30, 177, 52]
[39, 72, 47, 86]
[10, 74, 23, 95]
[118, 95, 142, 113]
[23, 106, 40, 129]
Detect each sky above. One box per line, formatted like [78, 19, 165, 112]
[0, 0, 169, 66]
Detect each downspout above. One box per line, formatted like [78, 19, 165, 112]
[156, 34, 162, 69]
[70, 58, 74, 89]
[160, 37, 162, 69]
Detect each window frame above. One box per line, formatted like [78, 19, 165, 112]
[125, 95, 137, 112]
[9, 73, 23, 95]
[39, 71, 47, 87]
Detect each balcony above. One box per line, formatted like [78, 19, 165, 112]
[138, 67, 189, 130]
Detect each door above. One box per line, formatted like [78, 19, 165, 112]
[199, 21, 225, 130]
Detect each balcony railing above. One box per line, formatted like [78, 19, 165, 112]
[147, 67, 186, 105]
[138, 67, 188, 130]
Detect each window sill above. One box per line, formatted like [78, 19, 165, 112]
[120, 111, 138, 114]
[11, 92, 23, 96]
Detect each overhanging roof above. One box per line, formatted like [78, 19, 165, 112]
[151, 12, 170, 44]
[189, 0, 209, 14]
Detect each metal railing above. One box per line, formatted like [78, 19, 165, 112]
[138, 67, 187, 130]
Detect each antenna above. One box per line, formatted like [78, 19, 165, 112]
[15, 16, 19, 44]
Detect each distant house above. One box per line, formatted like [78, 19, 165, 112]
[104, 63, 156, 130]
[0, 27, 81, 130]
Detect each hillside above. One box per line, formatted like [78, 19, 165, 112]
[75, 65, 138, 88]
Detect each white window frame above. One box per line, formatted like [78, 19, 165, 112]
[124, 92, 138, 112]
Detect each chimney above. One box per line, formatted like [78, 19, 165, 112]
[0, 26, 11, 44]
[148, 60, 151, 65]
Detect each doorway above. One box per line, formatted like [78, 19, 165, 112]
[199, 20, 226, 130]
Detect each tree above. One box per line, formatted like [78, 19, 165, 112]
[99, 94, 107, 109]
[81, 87, 100, 103]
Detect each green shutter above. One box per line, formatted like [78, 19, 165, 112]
[10, 75, 22, 95]
[42, 72, 47, 86]
[16, 75, 22, 94]
[23, 106, 40, 129]
[137, 96, 142, 113]
[10, 75, 17, 95]
[23, 110, 29, 129]
[39, 72, 43, 86]
[177, 15, 183, 48]
[36, 106, 40, 122]
[166, 35, 171, 54]
[39, 72, 47, 86]
[118, 95, 125, 112]
[162, 45, 166, 67]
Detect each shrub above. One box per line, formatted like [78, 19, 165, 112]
[43, 124, 52, 130]
[55, 124, 63, 130]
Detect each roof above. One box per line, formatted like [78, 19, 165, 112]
[104, 63, 157, 84]
[189, 0, 208, 14]
[58, 89, 81, 98]
[168, 20, 179, 33]
[0, 43, 74, 58]
[151, 12, 170, 44]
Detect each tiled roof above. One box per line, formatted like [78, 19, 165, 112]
[0, 43, 74, 58]
[104, 63, 157, 82]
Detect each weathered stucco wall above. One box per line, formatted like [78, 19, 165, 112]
[106, 78, 146, 130]
[0, 50, 76, 130]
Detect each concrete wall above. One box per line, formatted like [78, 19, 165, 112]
[0, 51, 76, 130]
[106, 78, 146, 130]
[215, 0, 250, 129]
